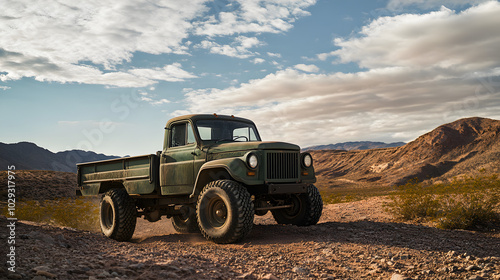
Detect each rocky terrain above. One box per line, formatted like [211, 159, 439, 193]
[312, 117, 500, 188]
[1, 197, 500, 280]
[0, 170, 77, 200]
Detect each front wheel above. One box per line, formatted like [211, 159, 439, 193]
[271, 184, 323, 226]
[100, 188, 137, 241]
[197, 180, 254, 244]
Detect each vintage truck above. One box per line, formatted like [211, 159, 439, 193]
[77, 114, 322, 244]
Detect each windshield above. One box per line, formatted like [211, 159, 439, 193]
[196, 119, 261, 142]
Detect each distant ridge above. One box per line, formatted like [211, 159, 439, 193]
[311, 117, 500, 187]
[304, 141, 406, 151]
[0, 142, 119, 173]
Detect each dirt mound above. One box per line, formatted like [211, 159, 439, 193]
[312, 117, 500, 188]
[0, 170, 76, 200]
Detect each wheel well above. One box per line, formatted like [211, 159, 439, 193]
[99, 181, 125, 194]
[194, 168, 233, 196]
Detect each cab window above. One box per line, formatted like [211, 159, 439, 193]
[170, 123, 195, 147]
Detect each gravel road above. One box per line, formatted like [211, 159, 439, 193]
[2, 197, 499, 280]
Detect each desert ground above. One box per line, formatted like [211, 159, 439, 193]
[2, 196, 499, 280]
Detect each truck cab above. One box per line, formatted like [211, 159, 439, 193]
[77, 114, 322, 244]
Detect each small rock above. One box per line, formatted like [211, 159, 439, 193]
[391, 274, 407, 280]
[32, 276, 47, 280]
[261, 274, 279, 280]
[468, 276, 483, 280]
[32, 266, 51, 273]
[27, 231, 56, 245]
[160, 272, 180, 279]
[292, 266, 308, 275]
[467, 265, 480, 271]
[236, 270, 257, 279]
[97, 270, 111, 278]
[7, 274, 22, 280]
[128, 263, 145, 270]
[36, 271, 57, 279]
[400, 254, 410, 260]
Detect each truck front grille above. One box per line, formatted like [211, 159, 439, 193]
[266, 152, 299, 180]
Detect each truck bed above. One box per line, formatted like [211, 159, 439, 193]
[77, 154, 160, 196]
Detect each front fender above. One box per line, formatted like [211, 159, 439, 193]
[192, 157, 263, 197]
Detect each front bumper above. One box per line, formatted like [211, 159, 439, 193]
[267, 183, 308, 194]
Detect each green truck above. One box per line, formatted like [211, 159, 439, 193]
[77, 114, 322, 244]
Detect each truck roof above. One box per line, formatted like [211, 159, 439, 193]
[166, 114, 255, 128]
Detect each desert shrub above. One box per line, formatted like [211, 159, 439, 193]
[387, 175, 500, 230]
[437, 190, 500, 229]
[2, 197, 101, 232]
[321, 185, 394, 204]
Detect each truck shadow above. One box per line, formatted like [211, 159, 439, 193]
[136, 220, 500, 258]
[249, 221, 500, 257]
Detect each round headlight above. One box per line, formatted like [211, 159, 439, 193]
[302, 153, 312, 168]
[247, 153, 258, 169]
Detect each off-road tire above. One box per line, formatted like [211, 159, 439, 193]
[197, 180, 254, 244]
[172, 206, 199, 233]
[271, 184, 323, 226]
[100, 188, 137, 241]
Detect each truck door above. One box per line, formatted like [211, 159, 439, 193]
[160, 122, 196, 195]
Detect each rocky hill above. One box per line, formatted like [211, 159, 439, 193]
[0, 170, 77, 200]
[304, 141, 406, 151]
[312, 117, 500, 188]
[0, 142, 118, 173]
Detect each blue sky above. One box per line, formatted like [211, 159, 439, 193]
[1, 0, 500, 156]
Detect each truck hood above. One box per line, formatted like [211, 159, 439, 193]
[206, 141, 300, 154]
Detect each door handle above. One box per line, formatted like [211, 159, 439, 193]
[191, 151, 198, 156]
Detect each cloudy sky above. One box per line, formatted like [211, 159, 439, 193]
[1, 0, 500, 156]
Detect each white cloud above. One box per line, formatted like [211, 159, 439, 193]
[176, 2, 500, 147]
[316, 51, 336, 61]
[252, 58, 266, 64]
[267, 52, 282, 58]
[294, 64, 319, 73]
[197, 36, 263, 59]
[195, 0, 316, 36]
[387, 0, 489, 10]
[138, 91, 171, 106]
[129, 63, 197, 82]
[332, 2, 500, 72]
[0, 85, 10, 90]
[0, 50, 197, 87]
[0, 0, 314, 87]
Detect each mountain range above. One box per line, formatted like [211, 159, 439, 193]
[304, 141, 406, 151]
[311, 117, 500, 188]
[0, 142, 118, 173]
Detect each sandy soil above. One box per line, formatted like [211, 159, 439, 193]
[2, 197, 499, 280]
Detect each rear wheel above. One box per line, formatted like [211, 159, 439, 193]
[100, 189, 137, 241]
[171, 205, 199, 233]
[197, 180, 254, 244]
[271, 184, 323, 226]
